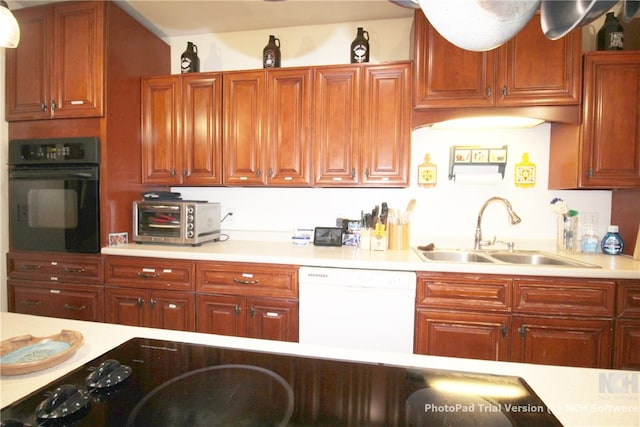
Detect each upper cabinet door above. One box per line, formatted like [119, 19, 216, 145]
[582, 52, 640, 188]
[181, 73, 223, 185]
[141, 76, 181, 184]
[266, 68, 313, 186]
[497, 13, 581, 106]
[51, 1, 104, 118]
[5, 6, 52, 120]
[413, 10, 495, 109]
[361, 63, 411, 186]
[223, 70, 267, 185]
[5, 1, 104, 121]
[313, 65, 361, 186]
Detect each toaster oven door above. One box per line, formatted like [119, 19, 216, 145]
[136, 204, 183, 239]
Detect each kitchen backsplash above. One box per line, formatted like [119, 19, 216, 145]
[177, 123, 612, 250]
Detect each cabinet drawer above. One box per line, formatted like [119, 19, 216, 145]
[513, 278, 615, 317]
[416, 272, 511, 312]
[104, 256, 195, 291]
[8, 279, 104, 322]
[8, 252, 103, 284]
[197, 262, 298, 298]
[617, 280, 640, 318]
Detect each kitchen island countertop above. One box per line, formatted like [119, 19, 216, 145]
[102, 239, 640, 279]
[1, 312, 639, 426]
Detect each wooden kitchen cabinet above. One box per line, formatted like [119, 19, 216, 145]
[103, 256, 196, 331]
[413, 10, 581, 111]
[197, 261, 299, 341]
[223, 67, 313, 186]
[313, 62, 411, 186]
[8, 279, 104, 322]
[141, 73, 223, 185]
[512, 277, 615, 368]
[415, 272, 616, 368]
[5, 1, 104, 121]
[614, 280, 640, 370]
[549, 51, 640, 189]
[414, 272, 511, 361]
[511, 316, 613, 368]
[105, 287, 195, 331]
[7, 251, 104, 321]
[196, 294, 298, 341]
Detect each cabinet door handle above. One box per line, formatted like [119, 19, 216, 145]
[250, 306, 255, 317]
[500, 85, 508, 98]
[233, 277, 259, 285]
[150, 299, 157, 308]
[518, 326, 526, 338]
[365, 168, 370, 179]
[63, 267, 86, 273]
[137, 297, 145, 307]
[351, 168, 356, 179]
[256, 168, 262, 177]
[20, 299, 43, 306]
[486, 86, 492, 97]
[269, 168, 274, 178]
[21, 264, 43, 271]
[51, 100, 58, 111]
[64, 304, 86, 311]
[234, 305, 241, 315]
[137, 272, 160, 278]
[500, 324, 507, 337]
[40, 102, 48, 111]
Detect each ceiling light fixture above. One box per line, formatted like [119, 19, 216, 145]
[430, 116, 545, 130]
[0, 0, 20, 48]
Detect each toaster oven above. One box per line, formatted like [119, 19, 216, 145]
[133, 201, 221, 246]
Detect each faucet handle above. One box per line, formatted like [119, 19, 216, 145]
[495, 239, 515, 252]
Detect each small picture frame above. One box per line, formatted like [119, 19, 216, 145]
[313, 227, 343, 247]
[108, 232, 128, 247]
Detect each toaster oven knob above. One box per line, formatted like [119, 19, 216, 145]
[188, 215, 194, 222]
[187, 223, 194, 230]
[187, 230, 194, 238]
[187, 207, 195, 214]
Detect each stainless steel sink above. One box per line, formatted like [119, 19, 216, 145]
[489, 251, 599, 268]
[418, 250, 494, 263]
[414, 248, 600, 268]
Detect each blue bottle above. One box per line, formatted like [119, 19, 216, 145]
[601, 225, 624, 255]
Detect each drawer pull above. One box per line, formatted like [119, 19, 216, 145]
[501, 324, 507, 337]
[20, 299, 42, 306]
[64, 304, 86, 311]
[137, 272, 160, 278]
[233, 278, 259, 285]
[63, 267, 86, 273]
[21, 264, 42, 270]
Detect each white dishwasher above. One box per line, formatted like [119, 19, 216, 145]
[299, 266, 416, 354]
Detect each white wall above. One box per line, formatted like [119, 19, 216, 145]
[165, 17, 612, 250]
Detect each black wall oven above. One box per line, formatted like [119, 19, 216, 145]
[8, 137, 101, 253]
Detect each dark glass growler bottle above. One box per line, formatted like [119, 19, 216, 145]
[597, 12, 624, 51]
[263, 35, 281, 68]
[181, 42, 200, 73]
[351, 27, 369, 63]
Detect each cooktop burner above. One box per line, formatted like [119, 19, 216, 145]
[1, 338, 563, 426]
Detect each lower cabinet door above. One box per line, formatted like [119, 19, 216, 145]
[196, 294, 246, 337]
[105, 288, 148, 327]
[247, 297, 299, 342]
[148, 291, 195, 332]
[613, 320, 640, 370]
[9, 279, 104, 322]
[511, 315, 613, 368]
[414, 309, 510, 361]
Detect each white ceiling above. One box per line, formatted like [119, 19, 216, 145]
[9, 0, 416, 38]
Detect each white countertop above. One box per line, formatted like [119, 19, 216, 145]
[1, 312, 639, 426]
[102, 239, 640, 279]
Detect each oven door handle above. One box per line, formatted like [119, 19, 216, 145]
[9, 168, 98, 180]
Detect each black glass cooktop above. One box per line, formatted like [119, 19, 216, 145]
[1, 338, 563, 426]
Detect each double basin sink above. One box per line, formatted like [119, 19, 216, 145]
[414, 248, 600, 268]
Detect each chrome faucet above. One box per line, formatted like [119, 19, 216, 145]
[474, 197, 522, 250]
